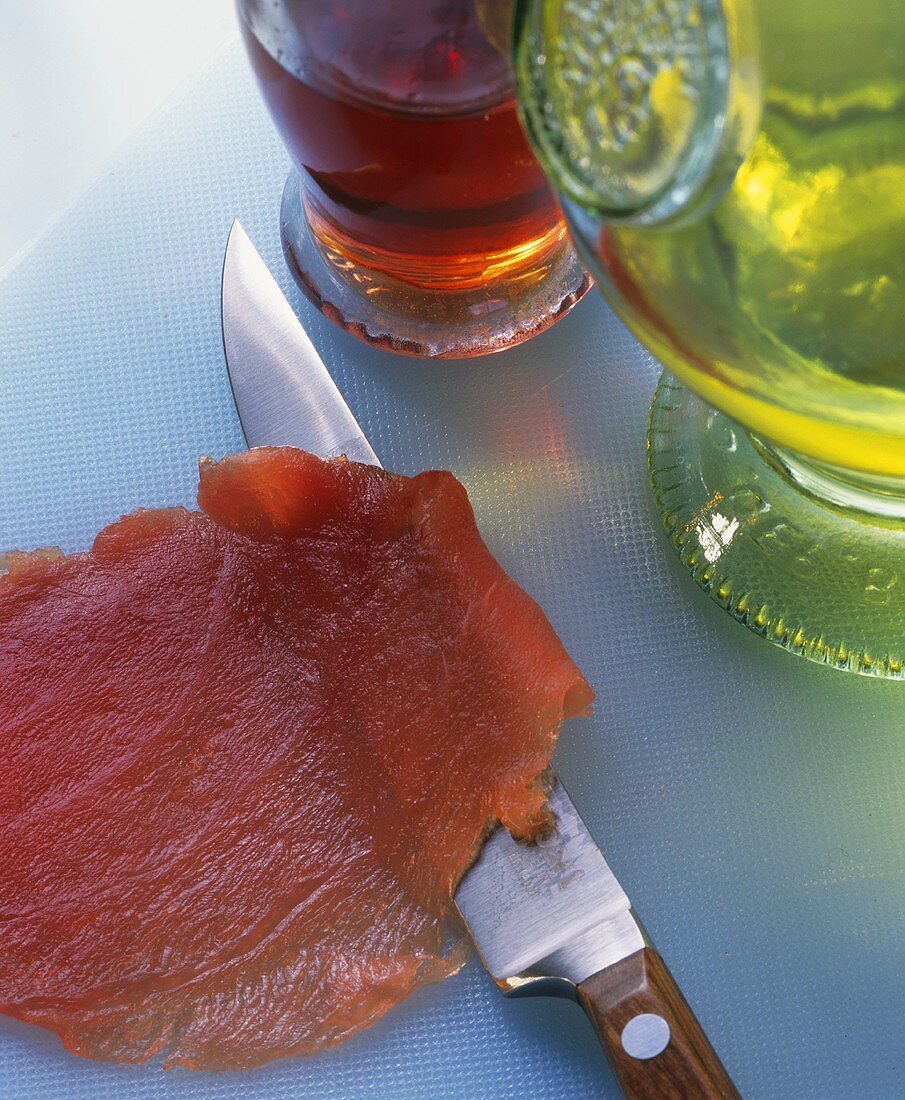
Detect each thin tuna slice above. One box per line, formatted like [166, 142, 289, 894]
[0, 448, 592, 1069]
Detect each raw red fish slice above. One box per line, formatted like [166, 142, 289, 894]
[0, 448, 592, 1069]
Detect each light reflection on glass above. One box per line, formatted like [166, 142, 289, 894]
[695, 511, 740, 563]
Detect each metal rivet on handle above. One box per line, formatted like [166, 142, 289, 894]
[621, 1013, 671, 1059]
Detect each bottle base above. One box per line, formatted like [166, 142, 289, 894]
[648, 373, 905, 678]
[279, 169, 592, 359]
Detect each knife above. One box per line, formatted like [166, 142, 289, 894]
[220, 221, 739, 1100]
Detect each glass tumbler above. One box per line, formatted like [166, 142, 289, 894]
[236, 0, 591, 358]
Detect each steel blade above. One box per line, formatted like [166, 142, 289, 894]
[221, 220, 380, 465]
[455, 776, 644, 995]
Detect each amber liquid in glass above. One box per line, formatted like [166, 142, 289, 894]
[239, 1, 566, 291]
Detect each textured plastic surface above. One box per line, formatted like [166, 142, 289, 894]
[1, 45, 903, 1100]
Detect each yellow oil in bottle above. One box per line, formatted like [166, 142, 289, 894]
[590, 0, 905, 476]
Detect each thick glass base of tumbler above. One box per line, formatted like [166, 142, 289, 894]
[648, 374, 905, 678]
[279, 169, 592, 359]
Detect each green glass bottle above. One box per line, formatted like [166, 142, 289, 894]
[514, 0, 905, 676]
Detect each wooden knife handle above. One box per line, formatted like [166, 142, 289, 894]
[576, 947, 740, 1099]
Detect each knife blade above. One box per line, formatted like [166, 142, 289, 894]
[220, 221, 739, 1100]
[221, 221, 378, 466]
